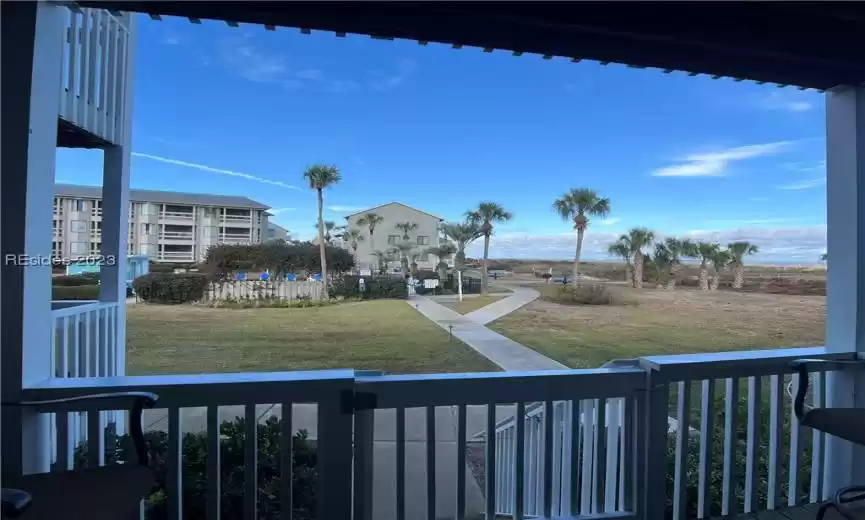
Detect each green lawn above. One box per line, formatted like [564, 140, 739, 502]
[127, 300, 498, 375]
[440, 295, 505, 315]
[489, 287, 826, 368]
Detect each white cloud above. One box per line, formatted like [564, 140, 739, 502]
[702, 218, 799, 226]
[131, 152, 301, 190]
[599, 217, 620, 226]
[464, 225, 826, 262]
[327, 205, 365, 213]
[268, 208, 297, 214]
[163, 36, 180, 45]
[758, 91, 815, 113]
[777, 177, 826, 190]
[652, 141, 794, 177]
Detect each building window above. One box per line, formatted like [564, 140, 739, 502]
[129, 204, 136, 218]
[256, 228, 261, 242]
[89, 242, 101, 256]
[387, 249, 399, 261]
[70, 242, 86, 255]
[73, 199, 86, 212]
[91, 200, 102, 217]
[416, 235, 430, 246]
[387, 235, 401, 245]
[90, 221, 101, 236]
[70, 220, 86, 233]
[52, 220, 63, 237]
[52, 241, 63, 258]
[420, 253, 430, 261]
[53, 198, 63, 215]
[141, 223, 153, 236]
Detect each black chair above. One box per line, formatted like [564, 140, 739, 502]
[791, 359, 865, 520]
[1, 392, 157, 520]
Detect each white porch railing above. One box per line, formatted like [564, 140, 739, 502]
[223, 214, 252, 223]
[158, 251, 195, 261]
[159, 231, 194, 240]
[14, 346, 861, 520]
[161, 211, 194, 220]
[51, 300, 120, 379]
[58, 7, 131, 145]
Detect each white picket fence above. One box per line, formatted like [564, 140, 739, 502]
[202, 280, 324, 302]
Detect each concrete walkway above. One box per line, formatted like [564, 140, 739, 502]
[408, 295, 565, 371]
[464, 286, 539, 326]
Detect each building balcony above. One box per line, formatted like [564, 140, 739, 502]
[160, 211, 194, 221]
[57, 7, 133, 147]
[16, 344, 859, 520]
[221, 214, 252, 226]
[157, 251, 195, 262]
[219, 233, 251, 244]
[159, 231, 194, 241]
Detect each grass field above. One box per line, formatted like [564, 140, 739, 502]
[127, 300, 498, 375]
[489, 287, 825, 368]
[439, 295, 506, 314]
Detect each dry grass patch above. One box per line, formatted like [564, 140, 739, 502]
[440, 295, 506, 315]
[489, 287, 825, 368]
[127, 300, 498, 375]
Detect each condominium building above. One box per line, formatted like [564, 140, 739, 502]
[53, 184, 271, 263]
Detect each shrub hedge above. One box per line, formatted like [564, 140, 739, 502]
[330, 275, 408, 300]
[52, 273, 100, 286]
[541, 283, 634, 306]
[201, 242, 354, 280]
[132, 273, 210, 304]
[75, 417, 317, 520]
[52, 285, 100, 300]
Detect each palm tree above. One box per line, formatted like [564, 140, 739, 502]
[313, 221, 339, 245]
[390, 241, 414, 277]
[663, 237, 697, 290]
[303, 164, 341, 295]
[409, 251, 421, 277]
[395, 221, 418, 240]
[371, 250, 387, 275]
[426, 242, 457, 281]
[728, 241, 759, 289]
[625, 227, 655, 289]
[696, 242, 721, 292]
[342, 228, 365, 265]
[466, 202, 513, 294]
[357, 213, 384, 261]
[552, 188, 611, 284]
[607, 239, 632, 283]
[710, 248, 733, 291]
[650, 244, 673, 287]
[441, 222, 482, 273]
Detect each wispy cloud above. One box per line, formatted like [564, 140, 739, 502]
[777, 177, 826, 190]
[652, 141, 794, 177]
[269, 208, 297, 215]
[327, 205, 365, 213]
[131, 152, 301, 190]
[367, 59, 418, 92]
[702, 218, 800, 226]
[757, 91, 815, 113]
[599, 217, 620, 226]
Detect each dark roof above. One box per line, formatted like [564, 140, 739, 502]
[80, 2, 865, 90]
[54, 184, 270, 210]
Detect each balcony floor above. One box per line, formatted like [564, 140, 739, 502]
[716, 503, 865, 520]
[57, 118, 112, 149]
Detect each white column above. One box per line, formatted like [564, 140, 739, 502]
[824, 86, 865, 495]
[99, 13, 136, 378]
[1, 1, 65, 477]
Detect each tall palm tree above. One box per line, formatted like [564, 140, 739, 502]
[395, 221, 418, 240]
[663, 237, 697, 290]
[303, 164, 341, 295]
[696, 242, 721, 292]
[607, 239, 632, 283]
[357, 213, 384, 262]
[342, 228, 365, 265]
[466, 202, 513, 294]
[710, 248, 733, 291]
[650, 244, 673, 287]
[313, 221, 339, 245]
[371, 250, 387, 275]
[552, 188, 611, 283]
[728, 241, 759, 289]
[625, 227, 655, 289]
[441, 222, 481, 273]
[426, 242, 457, 281]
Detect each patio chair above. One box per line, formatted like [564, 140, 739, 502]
[1, 391, 157, 520]
[791, 359, 865, 520]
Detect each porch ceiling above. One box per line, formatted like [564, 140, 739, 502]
[78, 1, 865, 90]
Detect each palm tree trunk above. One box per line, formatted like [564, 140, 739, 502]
[482, 234, 490, 295]
[699, 260, 709, 292]
[368, 231, 375, 267]
[316, 189, 328, 299]
[633, 253, 643, 289]
[573, 228, 584, 283]
[733, 264, 744, 289]
[666, 264, 679, 291]
[710, 274, 720, 291]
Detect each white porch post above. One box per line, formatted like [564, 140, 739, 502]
[824, 85, 865, 495]
[0, 1, 65, 478]
[99, 13, 136, 378]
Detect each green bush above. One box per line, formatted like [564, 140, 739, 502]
[211, 298, 335, 309]
[75, 417, 317, 520]
[132, 273, 209, 304]
[201, 242, 354, 280]
[52, 285, 100, 300]
[330, 275, 408, 300]
[52, 273, 99, 286]
[541, 283, 634, 306]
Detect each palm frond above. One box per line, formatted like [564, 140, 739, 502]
[302, 164, 341, 189]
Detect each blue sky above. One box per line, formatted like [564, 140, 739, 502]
[57, 15, 828, 262]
